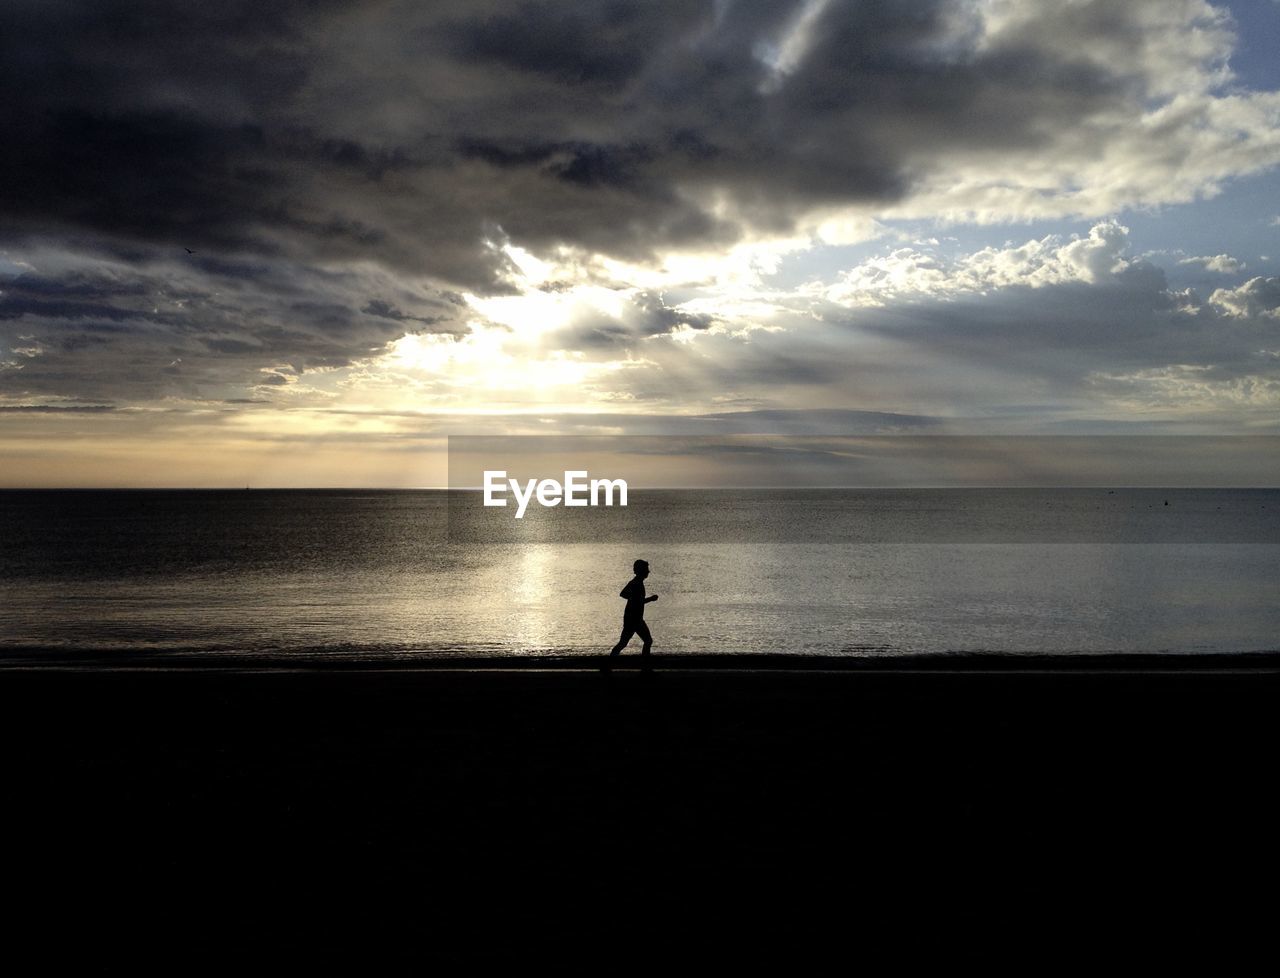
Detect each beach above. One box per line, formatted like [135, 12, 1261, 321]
[4, 655, 1275, 963]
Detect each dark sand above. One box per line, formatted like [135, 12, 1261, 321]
[3, 655, 1276, 964]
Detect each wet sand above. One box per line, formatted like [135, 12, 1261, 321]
[2, 655, 1276, 964]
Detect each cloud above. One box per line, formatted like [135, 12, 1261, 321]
[360, 299, 449, 327]
[825, 221, 1156, 304]
[3, 0, 1279, 284]
[1209, 276, 1280, 318]
[542, 290, 718, 354]
[0, 241, 466, 404]
[0, 404, 115, 413]
[1179, 254, 1245, 273]
[780, 222, 1280, 421]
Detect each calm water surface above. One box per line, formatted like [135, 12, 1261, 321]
[1, 489, 1276, 661]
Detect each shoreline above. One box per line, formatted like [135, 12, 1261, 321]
[2, 648, 1277, 672]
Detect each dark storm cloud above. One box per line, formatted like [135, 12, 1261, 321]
[1, 0, 1164, 279]
[0, 245, 465, 403]
[361, 299, 446, 326]
[445, 3, 671, 89]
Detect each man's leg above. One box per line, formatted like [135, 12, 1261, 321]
[636, 621, 652, 657]
[610, 624, 635, 655]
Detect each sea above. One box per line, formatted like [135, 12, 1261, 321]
[1, 488, 1277, 664]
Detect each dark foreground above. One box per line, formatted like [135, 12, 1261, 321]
[3, 658, 1276, 965]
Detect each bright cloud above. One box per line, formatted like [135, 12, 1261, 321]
[825, 222, 1149, 305]
[1210, 276, 1280, 317]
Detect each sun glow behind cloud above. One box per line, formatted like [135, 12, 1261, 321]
[383, 330, 634, 410]
[350, 237, 813, 416]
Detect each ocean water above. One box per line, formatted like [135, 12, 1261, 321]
[1, 489, 1277, 662]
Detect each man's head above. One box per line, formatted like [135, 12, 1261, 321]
[633, 559, 649, 578]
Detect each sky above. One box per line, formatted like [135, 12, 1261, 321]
[2, 0, 1280, 487]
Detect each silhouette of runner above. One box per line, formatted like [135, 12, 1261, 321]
[609, 558, 657, 663]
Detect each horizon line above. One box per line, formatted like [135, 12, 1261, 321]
[3, 485, 1279, 492]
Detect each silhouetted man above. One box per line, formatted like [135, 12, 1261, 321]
[609, 558, 657, 662]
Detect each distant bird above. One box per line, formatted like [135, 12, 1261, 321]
[184, 247, 196, 255]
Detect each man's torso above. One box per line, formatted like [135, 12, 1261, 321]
[623, 577, 645, 620]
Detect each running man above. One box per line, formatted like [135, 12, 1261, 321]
[609, 558, 657, 661]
